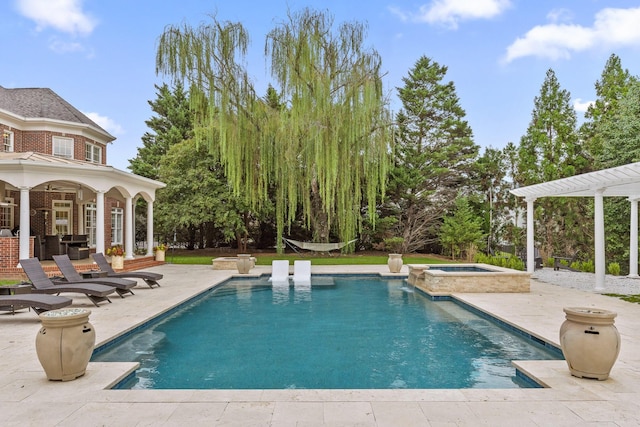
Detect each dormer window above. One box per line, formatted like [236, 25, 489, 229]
[53, 136, 74, 158]
[85, 142, 102, 164]
[2, 130, 13, 152]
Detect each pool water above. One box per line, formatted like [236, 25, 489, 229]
[93, 276, 561, 389]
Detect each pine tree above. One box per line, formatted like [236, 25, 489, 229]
[516, 69, 590, 257]
[581, 54, 636, 168]
[387, 56, 478, 252]
[129, 83, 192, 179]
[439, 197, 485, 260]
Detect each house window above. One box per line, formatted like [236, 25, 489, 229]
[2, 130, 13, 152]
[53, 200, 72, 235]
[53, 136, 74, 159]
[111, 207, 123, 245]
[84, 203, 96, 247]
[0, 198, 14, 229]
[85, 142, 102, 164]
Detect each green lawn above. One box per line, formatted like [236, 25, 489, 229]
[163, 252, 450, 266]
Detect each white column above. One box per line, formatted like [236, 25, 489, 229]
[146, 200, 154, 256]
[125, 195, 134, 259]
[96, 190, 106, 255]
[526, 197, 536, 273]
[629, 198, 639, 277]
[18, 187, 31, 263]
[594, 189, 606, 292]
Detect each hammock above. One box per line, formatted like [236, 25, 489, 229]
[283, 238, 357, 253]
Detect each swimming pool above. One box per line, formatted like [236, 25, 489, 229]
[93, 275, 561, 389]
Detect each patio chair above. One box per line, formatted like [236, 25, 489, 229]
[20, 257, 115, 307]
[52, 254, 137, 297]
[292, 260, 311, 286]
[91, 252, 162, 288]
[0, 293, 72, 315]
[269, 260, 290, 286]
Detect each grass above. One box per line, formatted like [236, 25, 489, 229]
[605, 293, 640, 304]
[162, 251, 451, 266]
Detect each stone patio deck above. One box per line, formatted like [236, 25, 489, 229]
[1, 263, 639, 426]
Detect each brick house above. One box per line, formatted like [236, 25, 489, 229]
[0, 86, 165, 268]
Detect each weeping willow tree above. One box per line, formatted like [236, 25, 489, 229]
[156, 8, 392, 251]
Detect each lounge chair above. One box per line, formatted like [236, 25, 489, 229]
[292, 260, 311, 286]
[52, 254, 137, 297]
[20, 257, 115, 307]
[0, 293, 72, 315]
[269, 260, 290, 285]
[91, 252, 162, 288]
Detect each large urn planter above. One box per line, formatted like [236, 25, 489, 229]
[111, 255, 124, 270]
[236, 254, 253, 274]
[155, 249, 165, 262]
[559, 307, 621, 380]
[388, 253, 403, 273]
[35, 308, 96, 381]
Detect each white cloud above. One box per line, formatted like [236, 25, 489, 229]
[573, 98, 594, 113]
[390, 0, 511, 29]
[83, 112, 124, 136]
[16, 0, 97, 35]
[503, 7, 640, 63]
[546, 8, 573, 24]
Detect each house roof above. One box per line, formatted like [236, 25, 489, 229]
[0, 85, 113, 139]
[510, 161, 640, 199]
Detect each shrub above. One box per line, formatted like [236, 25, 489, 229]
[607, 262, 621, 276]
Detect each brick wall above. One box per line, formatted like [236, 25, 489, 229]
[0, 124, 107, 165]
[0, 236, 33, 269]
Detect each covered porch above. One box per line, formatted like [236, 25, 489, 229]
[0, 152, 165, 268]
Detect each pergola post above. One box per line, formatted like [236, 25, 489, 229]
[526, 197, 536, 274]
[594, 189, 606, 292]
[630, 197, 639, 277]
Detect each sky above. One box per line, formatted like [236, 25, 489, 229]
[2, 0, 640, 171]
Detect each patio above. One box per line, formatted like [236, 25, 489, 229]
[1, 263, 640, 425]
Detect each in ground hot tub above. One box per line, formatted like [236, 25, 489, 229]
[407, 263, 530, 294]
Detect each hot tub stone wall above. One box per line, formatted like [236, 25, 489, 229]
[407, 263, 530, 294]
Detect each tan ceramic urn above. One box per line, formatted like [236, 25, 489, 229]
[36, 308, 95, 381]
[559, 307, 620, 380]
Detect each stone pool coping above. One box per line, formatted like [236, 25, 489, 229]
[2, 263, 639, 425]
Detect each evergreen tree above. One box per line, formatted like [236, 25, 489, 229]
[581, 54, 636, 168]
[156, 139, 256, 251]
[439, 197, 485, 260]
[387, 56, 478, 252]
[130, 83, 192, 179]
[516, 69, 590, 258]
[471, 147, 509, 252]
[595, 80, 640, 269]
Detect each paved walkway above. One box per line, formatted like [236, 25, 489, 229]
[1, 263, 639, 426]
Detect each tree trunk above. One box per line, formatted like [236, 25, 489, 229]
[310, 177, 330, 242]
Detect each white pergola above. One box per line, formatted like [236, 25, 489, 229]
[510, 161, 640, 292]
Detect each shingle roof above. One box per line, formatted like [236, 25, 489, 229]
[0, 85, 109, 135]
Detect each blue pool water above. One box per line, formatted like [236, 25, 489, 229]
[93, 275, 561, 389]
